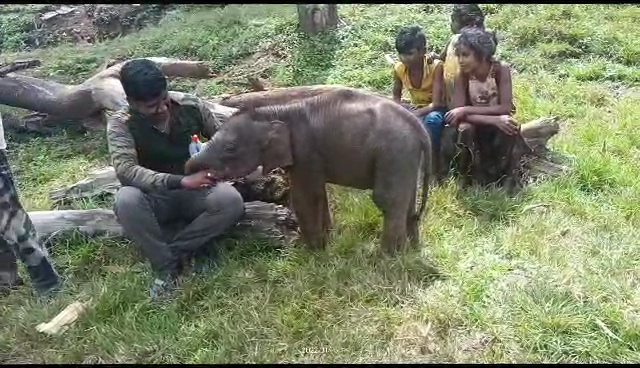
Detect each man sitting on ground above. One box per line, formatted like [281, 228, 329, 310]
[106, 59, 245, 300]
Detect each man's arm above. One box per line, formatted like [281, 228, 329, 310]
[106, 110, 184, 192]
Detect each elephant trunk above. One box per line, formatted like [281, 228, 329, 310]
[184, 140, 216, 175]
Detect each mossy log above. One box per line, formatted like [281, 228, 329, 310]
[28, 201, 299, 246]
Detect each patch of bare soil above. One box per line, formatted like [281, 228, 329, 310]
[25, 4, 174, 48]
[213, 41, 290, 94]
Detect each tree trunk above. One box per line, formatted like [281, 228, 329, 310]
[296, 4, 338, 34]
[29, 202, 299, 246]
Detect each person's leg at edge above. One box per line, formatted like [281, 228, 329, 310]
[0, 151, 61, 298]
[0, 238, 22, 293]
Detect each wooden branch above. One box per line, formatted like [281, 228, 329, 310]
[0, 59, 42, 77]
[29, 202, 299, 245]
[49, 167, 121, 204]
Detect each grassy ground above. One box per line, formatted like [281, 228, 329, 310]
[1, 4, 639, 363]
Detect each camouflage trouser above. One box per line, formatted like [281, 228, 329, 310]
[0, 150, 60, 293]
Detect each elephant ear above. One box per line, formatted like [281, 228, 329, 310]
[261, 120, 293, 174]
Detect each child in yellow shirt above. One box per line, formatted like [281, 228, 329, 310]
[392, 25, 446, 151]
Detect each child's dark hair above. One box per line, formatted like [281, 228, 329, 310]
[451, 4, 485, 29]
[395, 25, 427, 54]
[454, 27, 496, 62]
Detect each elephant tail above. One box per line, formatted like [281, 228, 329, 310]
[414, 137, 432, 222]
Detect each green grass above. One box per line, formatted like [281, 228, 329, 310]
[1, 4, 640, 363]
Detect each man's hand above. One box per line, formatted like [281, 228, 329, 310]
[493, 115, 519, 136]
[445, 106, 467, 126]
[180, 170, 218, 190]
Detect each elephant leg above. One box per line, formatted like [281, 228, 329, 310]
[406, 190, 420, 247]
[289, 172, 329, 251]
[373, 187, 413, 255]
[371, 158, 417, 255]
[321, 189, 332, 234]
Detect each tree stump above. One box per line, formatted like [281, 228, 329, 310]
[440, 116, 569, 192]
[296, 4, 338, 34]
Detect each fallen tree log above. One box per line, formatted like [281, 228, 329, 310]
[30, 201, 299, 245]
[49, 166, 291, 209]
[0, 57, 217, 132]
[0, 59, 43, 77]
[218, 84, 346, 109]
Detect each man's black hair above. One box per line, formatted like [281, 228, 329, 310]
[395, 25, 427, 55]
[120, 59, 167, 102]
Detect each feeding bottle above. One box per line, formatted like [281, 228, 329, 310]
[189, 134, 203, 157]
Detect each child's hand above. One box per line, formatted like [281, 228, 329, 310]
[494, 115, 519, 136]
[445, 107, 467, 125]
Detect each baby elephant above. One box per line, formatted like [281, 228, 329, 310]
[185, 88, 432, 254]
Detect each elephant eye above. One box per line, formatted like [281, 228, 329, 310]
[224, 144, 236, 153]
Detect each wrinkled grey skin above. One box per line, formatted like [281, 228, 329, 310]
[186, 88, 432, 254]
